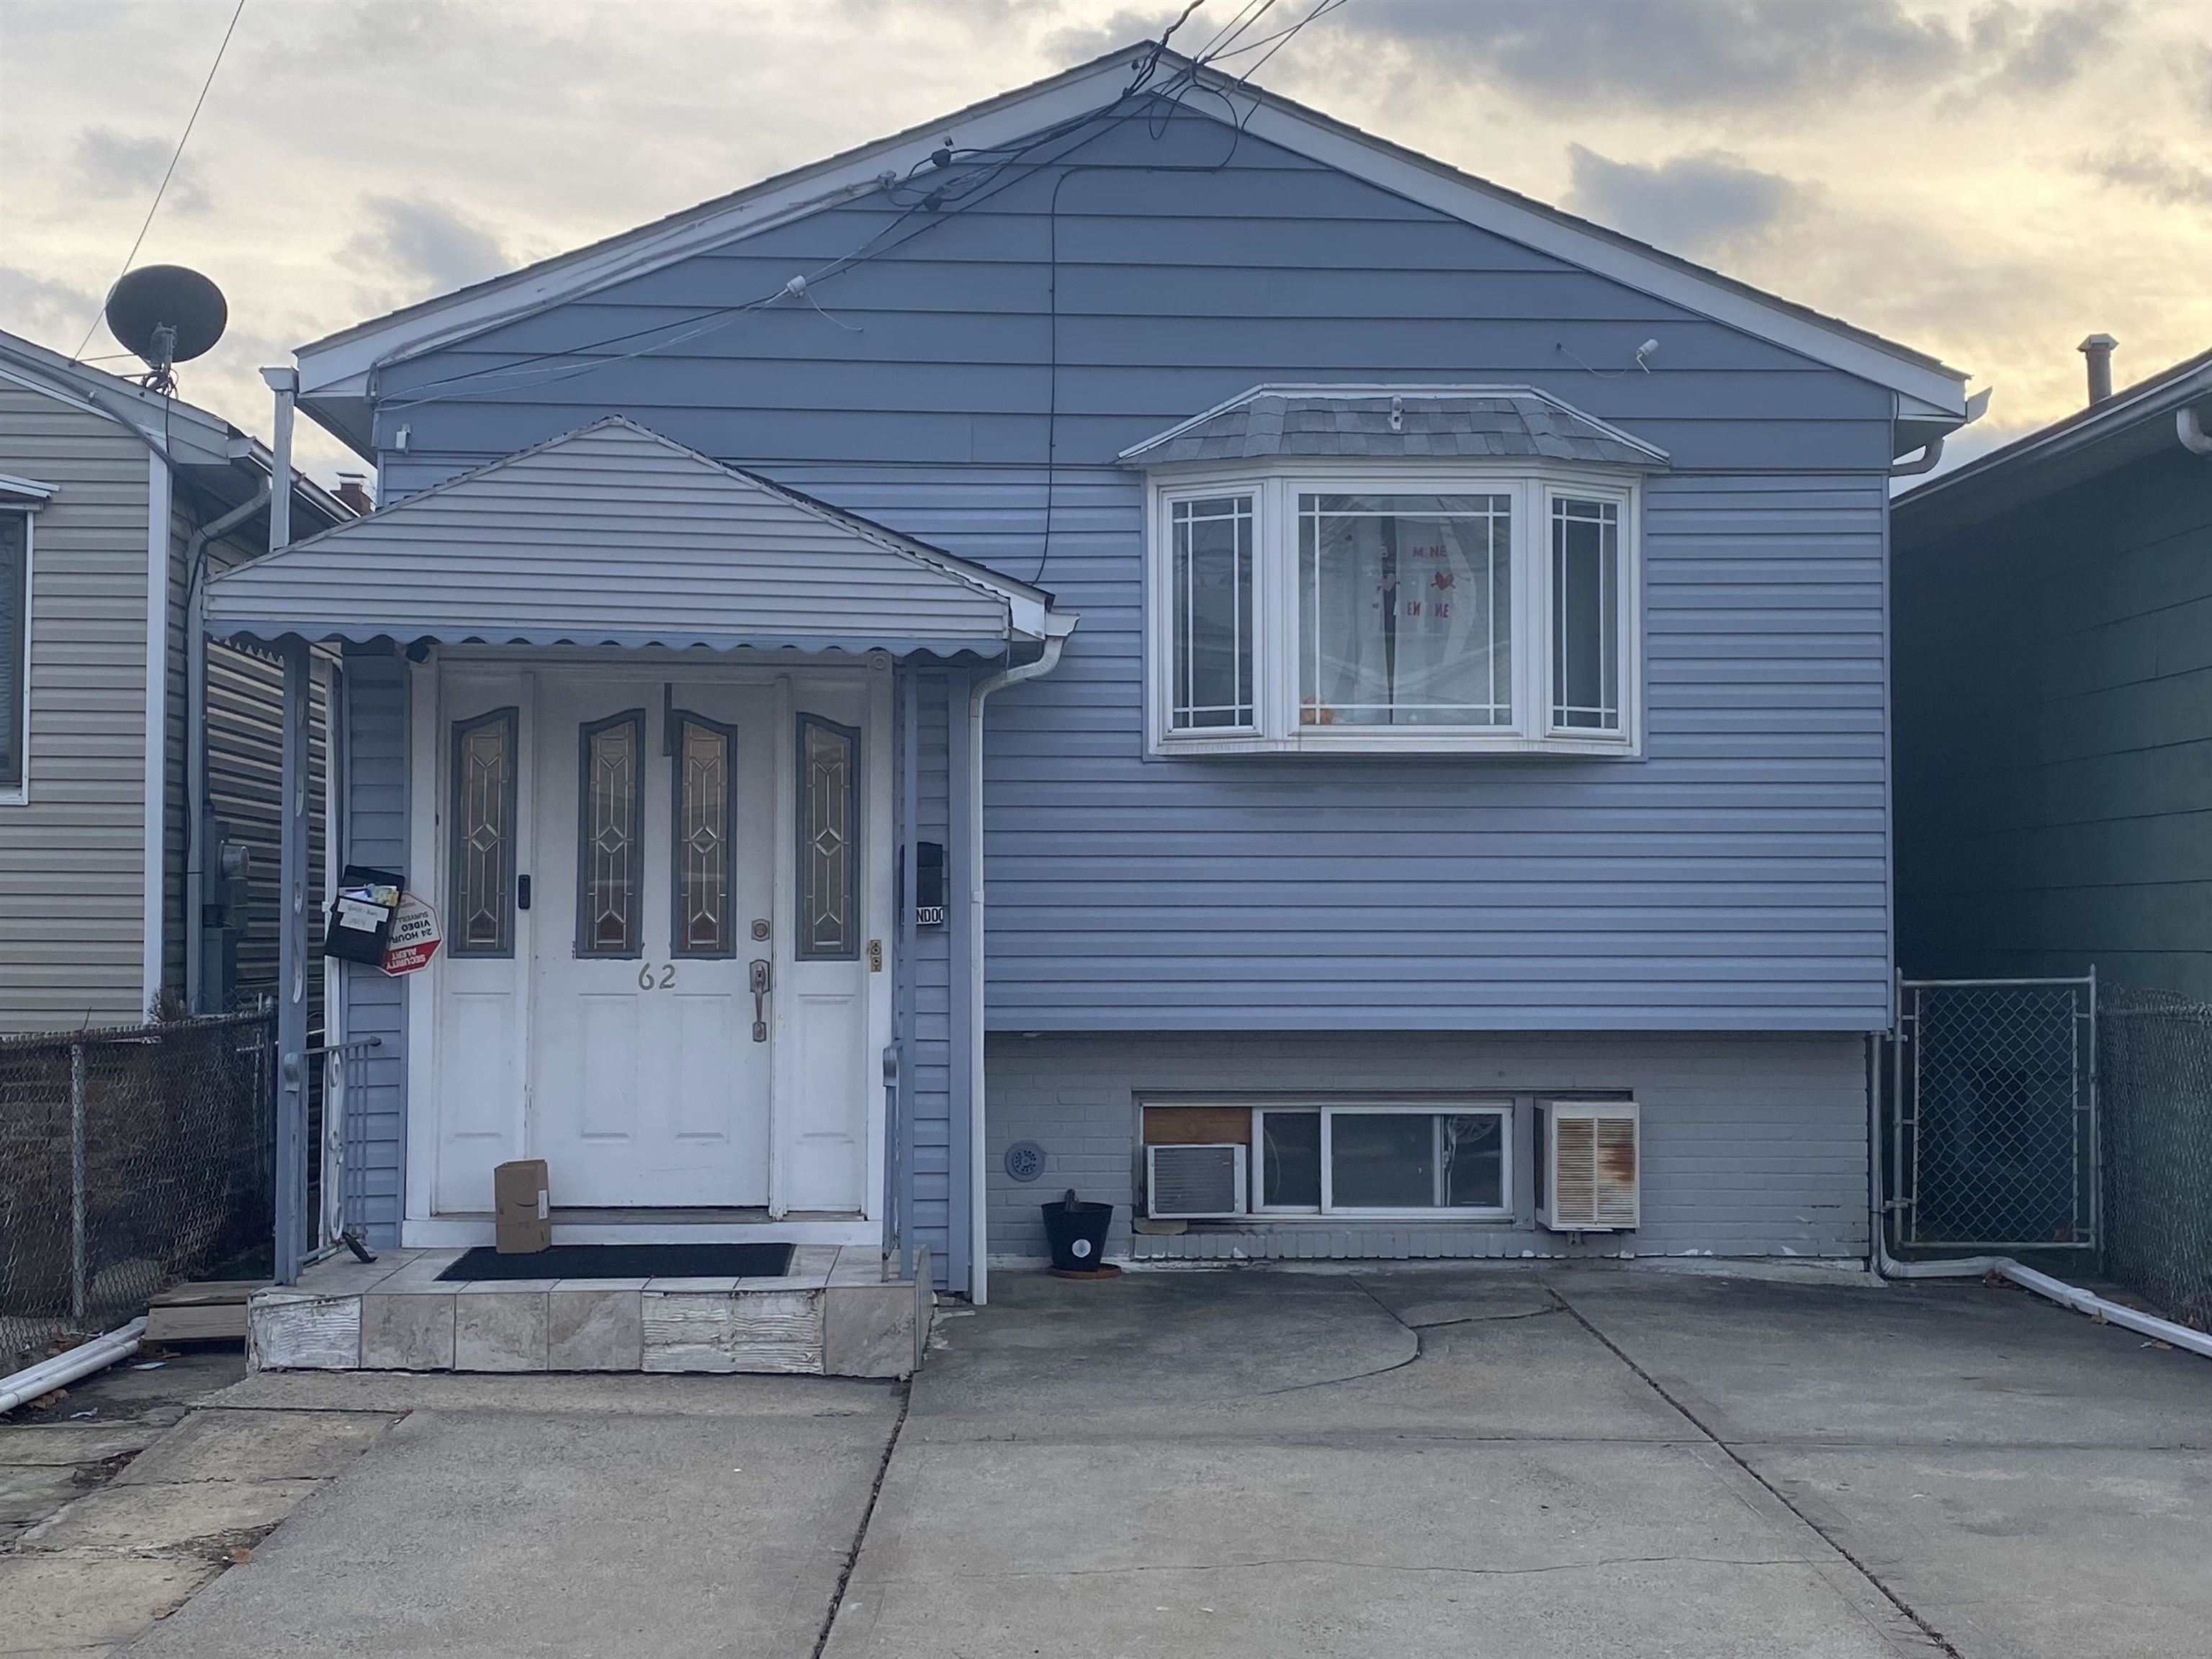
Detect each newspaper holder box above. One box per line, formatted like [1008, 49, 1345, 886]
[323, 864, 403, 965]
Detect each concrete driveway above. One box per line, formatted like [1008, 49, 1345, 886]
[109, 1263, 2208, 1659]
[824, 1265, 2209, 1659]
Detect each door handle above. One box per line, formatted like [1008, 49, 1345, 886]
[749, 958, 771, 1043]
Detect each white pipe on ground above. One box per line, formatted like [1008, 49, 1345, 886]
[1875, 1248, 2212, 1361]
[0, 1317, 147, 1416]
[1866, 1035, 2211, 1362]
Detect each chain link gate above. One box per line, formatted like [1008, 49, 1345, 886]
[1887, 976, 2098, 1253]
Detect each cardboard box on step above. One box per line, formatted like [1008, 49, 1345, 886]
[493, 1159, 550, 1254]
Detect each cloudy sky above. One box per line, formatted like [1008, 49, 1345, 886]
[4, 0, 2207, 482]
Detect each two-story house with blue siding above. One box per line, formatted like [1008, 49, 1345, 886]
[207, 45, 1972, 1310]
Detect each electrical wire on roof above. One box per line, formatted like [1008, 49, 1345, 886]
[377, 0, 1354, 415]
[71, 0, 247, 362]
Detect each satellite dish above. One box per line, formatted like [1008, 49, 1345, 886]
[104, 265, 227, 390]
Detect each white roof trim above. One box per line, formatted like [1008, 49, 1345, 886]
[293, 48, 1965, 417]
[1117, 382, 1672, 465]
[0, 469, 58, 502]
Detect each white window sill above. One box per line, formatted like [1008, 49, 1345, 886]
[1152, 732, 1637, 759]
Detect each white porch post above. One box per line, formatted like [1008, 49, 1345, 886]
[274, 637, 313, 1284]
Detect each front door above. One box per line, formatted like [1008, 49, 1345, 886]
[423, 661, 881, 1224]
[528, 677, 773, 1206]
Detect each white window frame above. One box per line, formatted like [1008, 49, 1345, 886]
[1249, 1101, 1513, 1220]
[0, 504, 37, 807]
[1146, 463, 1642, 757]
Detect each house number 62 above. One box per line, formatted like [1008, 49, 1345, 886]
[635, 963, 678, 990]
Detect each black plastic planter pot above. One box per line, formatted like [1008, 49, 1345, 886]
[1040, 1197, 1114, 1272]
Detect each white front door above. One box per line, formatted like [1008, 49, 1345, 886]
[531, 676, 773, 1206]
[420, 660, 884, 1224]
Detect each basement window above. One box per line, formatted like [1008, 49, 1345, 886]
[1252, 1104, 1510, 1218]
[1148, 470, 1640, 756]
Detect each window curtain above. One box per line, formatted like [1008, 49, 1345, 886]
[1300, 495, 1511, 727]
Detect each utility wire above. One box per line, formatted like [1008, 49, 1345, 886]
[72, 0, 248, 361]
[1194, 0, 1278, 61]
[1209, 0, 1351, 67]
[377, 2, 1344, 415]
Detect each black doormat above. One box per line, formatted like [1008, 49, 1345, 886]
[439, 1242, 796, 1282]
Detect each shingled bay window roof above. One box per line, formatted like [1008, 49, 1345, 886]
[1118, 385, 1670, 471]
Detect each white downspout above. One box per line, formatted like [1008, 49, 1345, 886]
[1868, 1038, 2212, 1362]
[1889, 436, 1944, 477]
[0, 1317, 146, 1415]
[143, 451, 171, 1017]
[966, 619, 1073, 1305]
[2178, 405, 2212, 457]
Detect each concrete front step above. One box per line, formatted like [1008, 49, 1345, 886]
[249, 1244, 929, 1379]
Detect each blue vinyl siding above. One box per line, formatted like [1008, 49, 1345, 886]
[339, 649, 409, 1247]
[899, 667, 960, 1286]
[368, 101, 1898, 1036]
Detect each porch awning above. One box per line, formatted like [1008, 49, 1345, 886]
[202, 416, 1059, 657]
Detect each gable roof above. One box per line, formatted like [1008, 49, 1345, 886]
[293, 45, 1969, 454]
[201, 416, 1059, 656]
[1120, 385, 1669, 469]
[1894, 346, 2212, 544]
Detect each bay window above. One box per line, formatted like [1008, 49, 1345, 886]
[1151, 469, 1639, 755]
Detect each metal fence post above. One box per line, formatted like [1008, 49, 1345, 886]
[274, 641, 312, 1286]
[68, 1040, 86, 1324]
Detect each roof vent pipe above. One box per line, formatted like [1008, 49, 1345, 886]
[2079, 333, 2117, 405]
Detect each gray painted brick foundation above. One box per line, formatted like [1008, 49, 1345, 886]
[985, 1030, 1871, 1264]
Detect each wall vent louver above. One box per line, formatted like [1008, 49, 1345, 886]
[1145, 1143, 1246, 1220]
[1537, 1101, 1640, 1231]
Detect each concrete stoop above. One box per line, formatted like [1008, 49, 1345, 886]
[248, 1244, 930, 1379]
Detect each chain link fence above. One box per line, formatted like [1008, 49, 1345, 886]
[2099, 986, 2212, 1333]
[0, 1010, 274, 1378]
[1890, 979, 2098, 1251]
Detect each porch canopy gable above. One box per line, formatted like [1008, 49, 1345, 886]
[202, 416, 1056, 656]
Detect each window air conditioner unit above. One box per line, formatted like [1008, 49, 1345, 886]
[1145, 1143, 1247, 1220]
[1537, 1101, 1640, 1231]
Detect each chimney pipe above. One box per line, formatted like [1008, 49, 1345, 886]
[2079, 333, 2117, 405]
[333, 472, 374, 516]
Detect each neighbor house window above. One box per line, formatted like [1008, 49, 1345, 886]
[1150, 473, 1638, 755]
[0, 513, 27, 796]
[1253, 1104, 1511, 1217]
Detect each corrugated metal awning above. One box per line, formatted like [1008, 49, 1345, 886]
[203, 417, 1060, 658]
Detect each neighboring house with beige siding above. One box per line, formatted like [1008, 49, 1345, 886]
[0, 329, 346, 1034]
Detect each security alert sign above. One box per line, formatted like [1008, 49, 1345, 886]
[381, 896, 443, 976]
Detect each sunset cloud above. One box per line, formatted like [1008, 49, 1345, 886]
[2, 0, 2205, 483]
